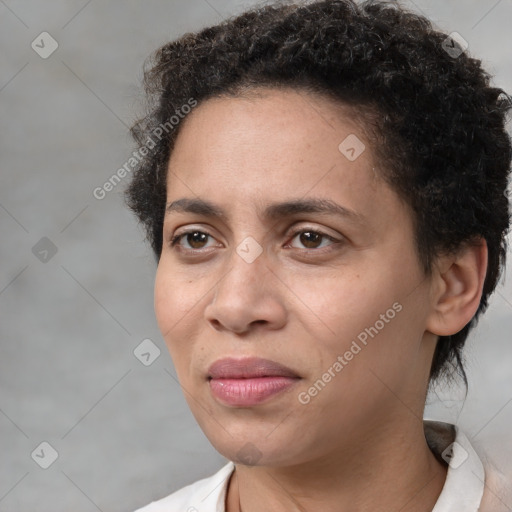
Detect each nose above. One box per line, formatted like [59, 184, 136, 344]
[204, 248, 287, 335]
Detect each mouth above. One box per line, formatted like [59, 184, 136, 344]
[207, 357, 301, 406]
[207, 357, 300, 380]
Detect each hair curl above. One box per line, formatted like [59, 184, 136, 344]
[125, 0, 512, 383]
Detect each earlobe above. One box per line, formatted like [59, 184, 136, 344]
[426, 238, 488, 337]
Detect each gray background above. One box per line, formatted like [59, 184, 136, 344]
[1, 0, 511, 510]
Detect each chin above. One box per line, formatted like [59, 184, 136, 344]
[205, 428, 307, 468]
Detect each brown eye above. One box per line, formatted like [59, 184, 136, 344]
[170, 230, 214, 250]
[299, 231, 322, 248]
[187, 231, 209, 248]
[289, 229, 337, 250]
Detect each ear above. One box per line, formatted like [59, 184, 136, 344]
[425, 238, 488, 336]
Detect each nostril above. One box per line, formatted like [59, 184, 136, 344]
[210, 319, 221, 327]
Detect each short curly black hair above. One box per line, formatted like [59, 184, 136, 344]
[125, 0, 511, 383]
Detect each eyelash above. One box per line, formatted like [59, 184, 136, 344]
[169, 228, 341, 254]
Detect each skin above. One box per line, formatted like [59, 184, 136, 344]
[154, 87, 487, 512]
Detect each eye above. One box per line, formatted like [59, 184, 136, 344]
[287, 228, 338, 250]
[168, 227, 341, 254]
[170, 230, 217, 251]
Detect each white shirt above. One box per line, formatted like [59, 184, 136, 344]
[135, 421, 509, 512]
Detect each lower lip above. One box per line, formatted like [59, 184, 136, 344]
[209, 376, 299, 406]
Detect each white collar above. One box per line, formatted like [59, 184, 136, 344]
[427, 421, 485, 512]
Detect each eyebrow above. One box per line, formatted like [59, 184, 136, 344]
[165, 197, 366, 224]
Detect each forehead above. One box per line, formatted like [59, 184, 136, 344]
[165, 87, 404, 229]
[169, 88, 370, 170]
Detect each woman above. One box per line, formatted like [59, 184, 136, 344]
[125, 1, 512, 510]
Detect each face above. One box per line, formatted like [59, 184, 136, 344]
[154, 88, 437, 467]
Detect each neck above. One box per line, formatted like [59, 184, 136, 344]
[226, 418, 447, 512]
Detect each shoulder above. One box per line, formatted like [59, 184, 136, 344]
[134, 462, 235, 512]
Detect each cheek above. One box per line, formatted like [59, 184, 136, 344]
[154, 268, 176, 339]
[154, 263, 214, 377]
[154, 266, 194, 352]
[154, 262, 200, 329]
[295, 264, 422, 366]
[154, 270, 195, 386]
[289, 271, 390, 345]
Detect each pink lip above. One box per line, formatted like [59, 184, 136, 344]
[208, 357, 299, 379]
[207, 357, 300, 406]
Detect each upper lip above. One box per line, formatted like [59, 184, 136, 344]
[207, 357, 300, 379]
